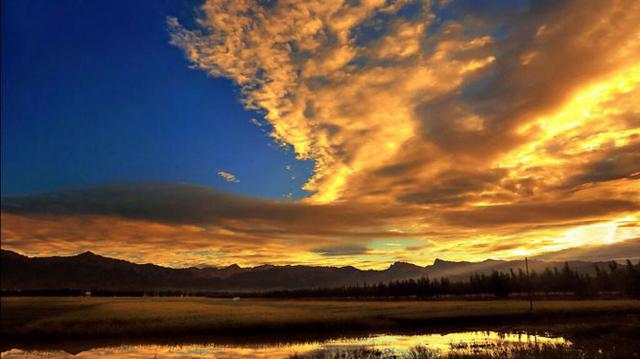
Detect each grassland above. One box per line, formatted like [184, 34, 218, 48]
[2, 297, 639, 342]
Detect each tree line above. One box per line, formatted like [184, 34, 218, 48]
[261, 260, 640, 299]
[2, 261, 638, 298]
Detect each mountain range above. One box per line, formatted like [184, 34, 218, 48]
[0, 249, 619, 292]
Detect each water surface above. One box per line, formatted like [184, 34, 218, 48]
[1, 331, 567, 358]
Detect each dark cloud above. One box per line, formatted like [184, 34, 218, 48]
[312, 245, 369, 256]
[0, 182, 416, 237]
[373, 161, 422, 177]
[565, 143, 640, 187]
[442, 199, 639, 227]
[534, 237, 640, 262]
[398, 169, 507, 205]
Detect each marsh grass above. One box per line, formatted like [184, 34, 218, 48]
[2, 297, 639, 340]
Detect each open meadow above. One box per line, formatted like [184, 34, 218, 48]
[3, 297, 639, 340]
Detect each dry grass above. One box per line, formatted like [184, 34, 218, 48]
[2, 297, 639, 340]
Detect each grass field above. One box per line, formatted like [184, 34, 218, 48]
[2, 297, 639, 341]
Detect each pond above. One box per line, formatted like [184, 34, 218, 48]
[1, 331, 568, 358]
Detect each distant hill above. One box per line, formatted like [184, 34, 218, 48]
[0, 249, 616, 292]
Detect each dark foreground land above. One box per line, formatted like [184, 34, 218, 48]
[2, 298, 639, 357]
[2, 297, 639, 339]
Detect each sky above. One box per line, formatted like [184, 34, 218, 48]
[1, 0, 313, 199]
[1, 0, 639, 268]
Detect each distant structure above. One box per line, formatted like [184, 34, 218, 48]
[84, 290, 92, 297]
[525, 257, 533, 313]
[233, 296, 241, 302]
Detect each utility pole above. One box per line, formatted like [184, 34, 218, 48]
[525, 257, 533, 313]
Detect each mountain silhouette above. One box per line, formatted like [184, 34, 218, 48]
[0, 249, 611, 292]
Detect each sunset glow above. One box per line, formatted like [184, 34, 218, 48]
[2, 0, 639, 268]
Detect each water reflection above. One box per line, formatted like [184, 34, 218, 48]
[1, 331, 567, 358]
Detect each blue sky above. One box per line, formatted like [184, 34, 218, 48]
[1, 0, 313, 199]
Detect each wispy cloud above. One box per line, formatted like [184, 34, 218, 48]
[218, 171, 239, 183]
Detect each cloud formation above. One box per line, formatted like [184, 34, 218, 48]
[168, 0, 640, 207]
[2, 182, 638, 267]
[218, 170, 240, 183]
[2, 0, 640, 267]
[534, 237, 640, 262]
